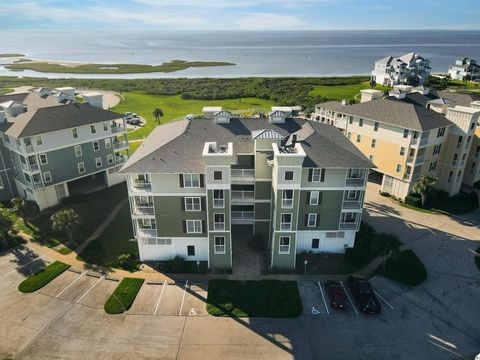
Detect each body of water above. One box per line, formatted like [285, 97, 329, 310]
[1, 30, 480, 78]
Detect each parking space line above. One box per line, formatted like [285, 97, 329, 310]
[317, 281, 329, 315]
[153, 281, 166, 315]
[340, 281, 358, 316]
[3, 256, 43, 276]
[178, 280, 188, 316]
[55, 271, 87, 298]
[75, 275, 105, 304]
[374, 290, 394, 310]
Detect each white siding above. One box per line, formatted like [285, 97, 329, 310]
[138, 237, 208, 261]
[296, 230, 355, 253]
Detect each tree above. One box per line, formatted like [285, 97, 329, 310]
[153, 108, 164, 124]
[0, 210, 16, 248]
[369, 79, 376, 89]
[412, 175, 438, 207]
[50, 209, 80, 244]
[464, 74, 471, 88]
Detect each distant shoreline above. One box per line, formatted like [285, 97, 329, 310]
[2, 56, 236, 74]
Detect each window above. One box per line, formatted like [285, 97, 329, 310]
[429, 161, 437, 172]
[213, 171, 222, 181]
[396, 164, 402, 173]
[346, 190, 358, 200]
[3, 134, 9, 143]
[74, 145, 82, 157]
[186, 220, 202, 234]
[403, 129, 409, 138]
[471, 162, 476, 174]
[78, 162, 85, 174]
[184, 173, 200, 188]
[90, 125, 96, 134]
[347, 132, 351, 139]
[400, 147, 405, 156]
[107, 154, 114, 164]
[282, 190, 293, 208]
[369, 155, 374, 161]
[35, 136, 43, 146]
[309, 191, 320, 205]
[311, 168, 325, 182]
[43, 171, 52, 183]
[312, 238, 319, 249]
[213, 190, 224, 208]
[279, 237, 290, 254]
[72, 128, 78, 139]
[476, 146, 480, 158]
[467, 136, 472, 144]
[187, 246, 195, 256]
[356, 134, 361, 143]
[448, 171, 453, 183]
[214, 237, 225, 254]
[374, 122, 379, 132]
[452, 153, 458, 166]
[433, 144, 442, 155]
[307, 213, 317, 227]
[95, 157, 102, 168]
[371, 139, 376, 148]
[103, 122, 108, 131]
[471, 122, 475, 130]
[349, 117, 353, 124]
[214, 213, 225, 231]
[185, 197, 201, 211]
[359, 118, 363, 127]
[280, 214, 292, 230]
[284, 171, 294, 181]
[39, 153, 48, 165]
[93, 141, 99, 152]
[437, 127, 445, 138]
[105, 138, 111, 149]
[457, 136, 463, 149]
[457, 170, 462, 183]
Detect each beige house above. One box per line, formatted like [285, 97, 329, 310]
[314, 86, 480, 199]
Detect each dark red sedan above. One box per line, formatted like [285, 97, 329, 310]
[325, 281, 348, 310]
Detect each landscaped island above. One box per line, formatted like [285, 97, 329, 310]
[5, 59, 236, 74]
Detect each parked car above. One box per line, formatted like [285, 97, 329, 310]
[325, 281, 348, 310]
[347, 276, 381, 314]
[128, 118, 141, 126]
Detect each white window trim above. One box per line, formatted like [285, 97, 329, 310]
[95, 157, 102, 168]
[103, 122, 109, 131]
[213, 213, 225, 231]
[43, 171, 52, 183]
[214, 236, 226, 254]
[280, 213, 292, 231]
[74, 145, 82, 157]
[213, 170, 223, 181]
[311, 169, 321, 182]
[78, 162, 85, 174]
[107, 154, 114, 164]
[307, 213, 317, 227]
[186, 219, 202, 234]
[282, 190, 294, 208]
[93, 141, 100, 152]
[310, 190, 319, 205]
[39, 153, 48, 165]
[105, 138, 112, 149]
[279, 236, 291, 254]
[185, 197, 201, 212]
[91, 125, 97, 134]
[284, 171, 294, 181]
[183, 173, 200, 188]
[35, 135, 43, 146]
[213, 190, 225, 209]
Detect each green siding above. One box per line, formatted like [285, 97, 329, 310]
[255, 181, 271, 199]
[271, 233, 296, 269]
[273, 189, 300, 230]
[297, 190, 343, 230]
[209, 232, 232, 269]
[154, 196, 207, 237]
[255, 202, 270, 220]
[207, 190, 230, 231]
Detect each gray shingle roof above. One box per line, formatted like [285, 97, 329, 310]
[121, 118, 373, 174]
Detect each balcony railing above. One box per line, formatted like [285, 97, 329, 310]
[339, 221, 359, 230]
[111, 125, 126, 134]
[231, 211, 254, 220]
[419, 137, 429, 147]
[407, 156, 414, 163]
[116, 155, 128, 164]
[133, 205, 154, 215]
[231, 190, 254, 202]
[113, 140, 128, 150]
[346, 177, 365, 186]
[415, 155, 424, 165]
[132, 180, 152, 191]
[342, 200, 362, 209]
[137, 228, 156, 237]
[231, 169, 255, 178]
[22, 162, 40, 173]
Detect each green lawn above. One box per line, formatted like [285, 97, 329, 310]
[22, 183, 128, 250]
[112, 92, 276, 140]
[296, 253, 360, 274]
[104, 277, 144, 314]
[309, 81, 390, 101]
[382, 250, 427, 286]
[18, 261, 70, 293]
[128, 141, 143, 154]
[207, 279, 302, 318]
[447, 79, 480, 90]
[401, 191, 478, 216]
[77, 203, 138, 271]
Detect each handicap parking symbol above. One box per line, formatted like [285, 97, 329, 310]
[311, 306, 321, 315]
[189, 308, 197, 316]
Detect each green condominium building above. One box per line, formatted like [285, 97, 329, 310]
[121, 108, 373, 270]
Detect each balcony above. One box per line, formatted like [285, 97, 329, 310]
[21, 162, 40, 173]
[342, 200, 362, 209]
[111, 125, 126, 134]
[339, 221, 359, 230]
[231, 168, 255, 184]
[406, 156, 414, 163]
[113, 140, 128, 150]
[415, 155, 424, 165]
[231, 190, 254, 204]
[131, 180, 152, 192]
[133, 205, 154, 215]
[346, 177, 365, 187]
[231, 211, 254, 224]
[419, 137, 429, 147]
[137, 228, 156, 237]
[116, 154, 128, 164]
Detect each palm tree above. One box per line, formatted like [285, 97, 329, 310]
[412, 175, 438, 207]
[153, 108, 164, 124]
[50, 209, 80, 245]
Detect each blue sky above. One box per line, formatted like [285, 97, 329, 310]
[0, 0, 479, 31]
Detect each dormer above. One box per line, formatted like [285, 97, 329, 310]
[0, 101, 26, 117]
[34, 87, 51, 98]
[54, 87, 76, 102]
[268, 110, 286, 124]
[214, 110, 232, 124]
[388, 89, 406, 99]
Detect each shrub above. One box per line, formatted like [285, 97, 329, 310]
[104, 277, 144, 314]
[11, 198, 39, 217]
[404, 194, 422, 207]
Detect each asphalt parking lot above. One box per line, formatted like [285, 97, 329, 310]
[0, 246, 50, 282]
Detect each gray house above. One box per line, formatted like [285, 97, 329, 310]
[121, 109, 372, 270]
[0, 88, 128, 209]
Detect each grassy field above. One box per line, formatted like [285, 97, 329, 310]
[77, 203, 138, 271]
[309, 81, 390, 100]
[447, 79, 480, 90]
[104, 278, 144, 314]
[113, 92, 276, 140]
[18, 261, 70, 293]
[6, 59, 235, 74]
[207, 279, 303, 318]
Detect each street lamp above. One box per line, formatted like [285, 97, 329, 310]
[304, 260, 308, 274]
